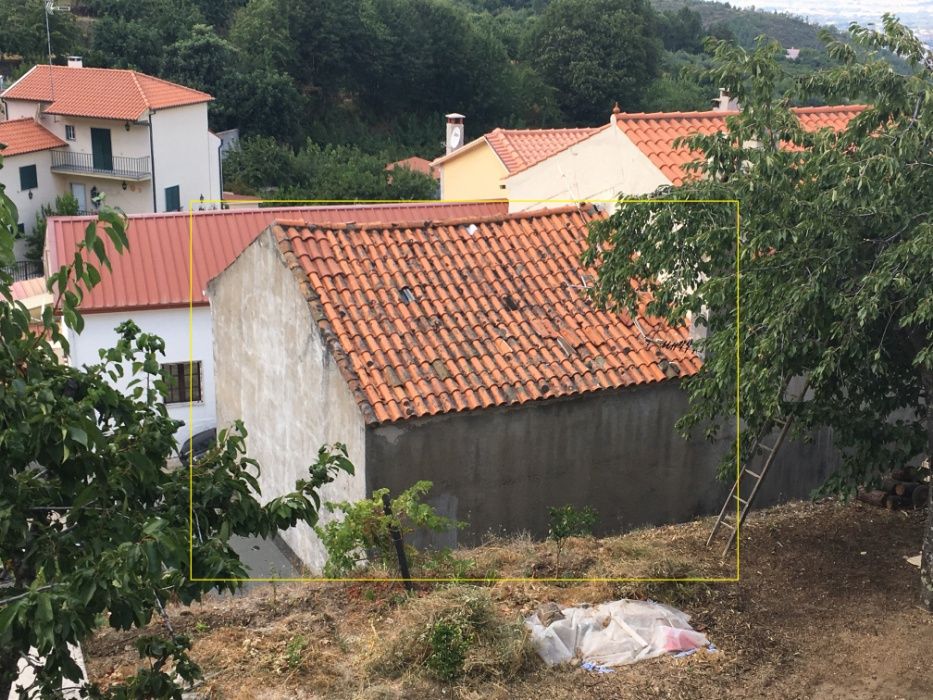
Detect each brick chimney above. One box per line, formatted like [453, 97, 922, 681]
[712, 88, 738, 112]
[67, 56, 83, 68]
[445, 113, 465, 155]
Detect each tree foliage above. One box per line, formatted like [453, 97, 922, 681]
[528, 0, 663, 122]
[0, 156, 354, 696]
[223, 136, 439, 201]
[583, 17, 933, 606]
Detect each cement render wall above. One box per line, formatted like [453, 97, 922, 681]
[210, 229, 367, 572]
[367, 379, 839, 546]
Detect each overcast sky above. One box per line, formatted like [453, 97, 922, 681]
[722, 0, 933, 46]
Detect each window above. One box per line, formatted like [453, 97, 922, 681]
[65, 125, 76, 141]
[165, 185, 181, 212]
[19, 165, 38, 190]
[162, 361, 202, 404]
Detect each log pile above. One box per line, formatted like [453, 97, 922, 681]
[856, 466, 930, 511]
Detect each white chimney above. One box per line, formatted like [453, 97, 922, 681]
[445, 113, 465, 155]
[712, 88, 739, 112]
[67, 56, 83, 68]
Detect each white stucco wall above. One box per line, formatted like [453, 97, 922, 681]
[209, 229, 368, 572]
[5, 99, 217, 216]
[0, 149, 57, 237]
[150, 103, 215, 212]
[66, 306, 216, 444]
[505, 124, 672, 212]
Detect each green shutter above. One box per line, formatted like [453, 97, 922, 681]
[19, 165, 38, 190]
[165, 185, 180, 212]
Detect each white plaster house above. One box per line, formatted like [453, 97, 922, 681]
[44, 201, 507, 445]
[0, 59, 222, 259]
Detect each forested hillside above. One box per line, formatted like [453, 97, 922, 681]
[0, 0, 860, 198]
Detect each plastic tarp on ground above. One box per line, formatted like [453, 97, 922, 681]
[525, 599, 710, 667]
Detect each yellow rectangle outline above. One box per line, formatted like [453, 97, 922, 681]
[187, 197, 742, 583]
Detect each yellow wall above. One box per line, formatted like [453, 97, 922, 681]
[437, 141, 509, 201]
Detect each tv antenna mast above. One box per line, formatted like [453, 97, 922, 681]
[44, 0, 56, 98]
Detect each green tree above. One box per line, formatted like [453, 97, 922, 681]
[0, 155, 354, 695]
[163, 24, 237, 95]
[658, 6, 704, 53]
[26, 192, 79, 263]
[228, 0, 295, 75]
[528, 0, 663, 123]
[224, 136, 438, 200]
[0, 0, 79, 63]
[583, 18, 933, 607]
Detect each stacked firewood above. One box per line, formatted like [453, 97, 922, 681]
[857, 465, 930, 510]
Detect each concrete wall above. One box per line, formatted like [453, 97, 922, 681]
[436, 140, 509, 202]
[366, 380, 838, 545]
[506, 124, 672, 212]
[66, 306, 215, 443]
[209, 229, 368, 571]
[150, 103, 214, 212]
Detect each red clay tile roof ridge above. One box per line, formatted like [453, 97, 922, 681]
[268, 223, 380, 424]
[615, 104, 868, 121]
[270, 203, 594, 234]
[132, 71, 212, 106]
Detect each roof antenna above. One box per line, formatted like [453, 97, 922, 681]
[44, 1, 56, 100]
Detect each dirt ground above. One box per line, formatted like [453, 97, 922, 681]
[84, 499, 933, 699]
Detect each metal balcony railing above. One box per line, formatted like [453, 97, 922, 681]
[3, 260, 44, 282]
[50, 150, 151, 181]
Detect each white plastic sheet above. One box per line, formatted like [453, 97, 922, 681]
[525, 599, 710, 667]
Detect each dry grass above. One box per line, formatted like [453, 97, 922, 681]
[83, 499, 932, 699]
[368, 586, 534, 683]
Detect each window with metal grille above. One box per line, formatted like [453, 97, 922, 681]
[162, 361, 202, 404]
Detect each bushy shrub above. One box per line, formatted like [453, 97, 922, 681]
[315, 481, 465, 577]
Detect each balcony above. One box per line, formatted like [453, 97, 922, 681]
[3, 260, 44, 282]
[51, 150, 151, 181]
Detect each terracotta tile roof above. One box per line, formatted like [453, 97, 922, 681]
[616, 105, 867, 185]
[485, 127, 603, 175]
[0, 118, 66, 157]
[270, 206, 700, 425]
[46, 201, 508, 313]
[386, 156, 434, 176]
[1, 65, 212, 121]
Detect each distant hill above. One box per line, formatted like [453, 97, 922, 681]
[650, 0, 844, 50]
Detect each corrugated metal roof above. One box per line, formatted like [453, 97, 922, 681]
[46, 201, 509, 312]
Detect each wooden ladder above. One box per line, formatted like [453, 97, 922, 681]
[707, 379, 809, 557]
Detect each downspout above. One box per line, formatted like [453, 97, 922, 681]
[217, 140, 224, 207]
[148, 111, 158, 212]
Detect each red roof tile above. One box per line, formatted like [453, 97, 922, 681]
[270, 206, 700, 424]
[485, 127, 603, 175]
[386, 156, 435, 177]
[616, 105, 867, 185]
[46, 201, 509, 312]
[1, 65, 212, 121]
[0, 118, 66, 157]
